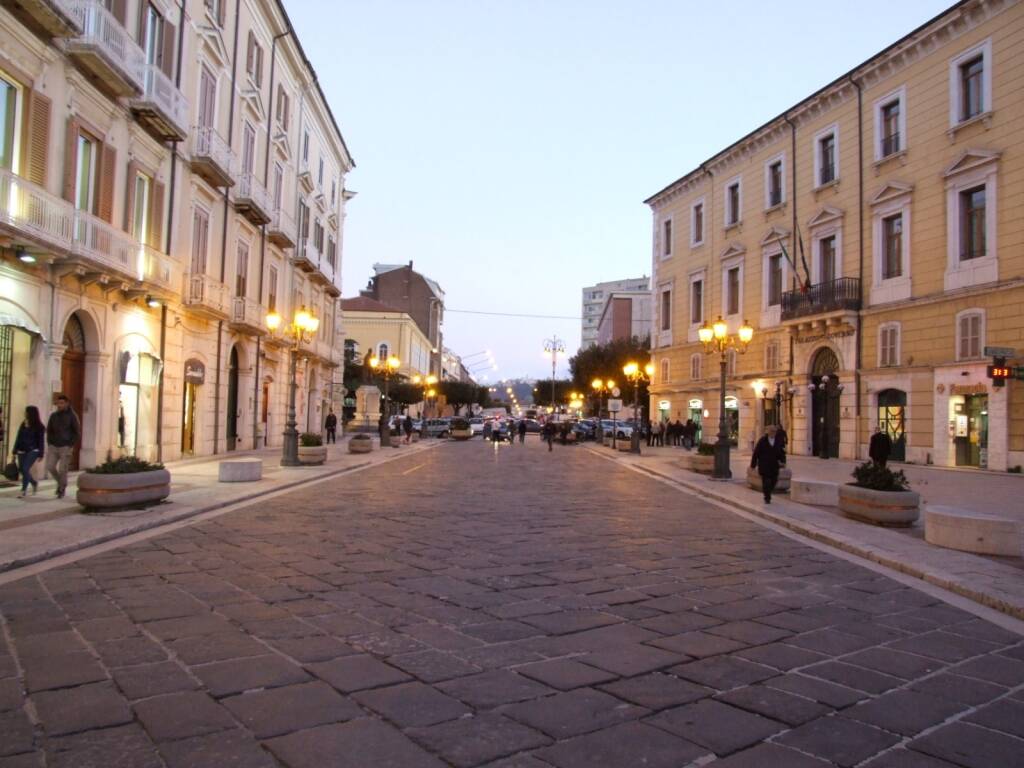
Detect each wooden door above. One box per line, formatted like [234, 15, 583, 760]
[60, 351, 85, 470]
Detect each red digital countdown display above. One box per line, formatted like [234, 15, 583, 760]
[988, 365, 1011, 379]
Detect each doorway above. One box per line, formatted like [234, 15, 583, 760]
[810, 347, 840, 458]
[877, 389, 906, 462]
[261, 380, 270, 446]
[725, 395, 739, 446]
[953, 394, 988, 468]
[182, 382, 197, 455]
[688, 399, 703, 444]
[226, 346, 239, 450]
[61, 315, 87, 470]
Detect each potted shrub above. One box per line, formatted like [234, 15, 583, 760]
[680, 443, 717, 474]
[838, 461, 920, 526]
[298, 432, 328, 465]
[450, 417, 474, 440]
[349, 433, 373, 454]
[77, 456, 171, 511]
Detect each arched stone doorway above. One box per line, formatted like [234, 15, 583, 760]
[61, 314, 87, 470]
[226, 346, 240, 451]
[877, 389, 907, 462]
[810, 347, 841, 458]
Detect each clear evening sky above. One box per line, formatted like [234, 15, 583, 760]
[288, 0, 951, 381]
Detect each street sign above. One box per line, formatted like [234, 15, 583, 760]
[984, 346, 1016, 358]
[607, 398, 623, 413]
[611, 387, 621, 398]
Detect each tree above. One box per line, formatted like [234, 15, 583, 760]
[439, 381, 490, 416]
[569, 336, 652, 419]
[532, 379, 576, 407]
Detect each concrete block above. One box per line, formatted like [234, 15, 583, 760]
[791, 478, 839, 506]
[218, 459, 263, 483]
[924, 506, 1022, 557]
[746, 466, 792, 493]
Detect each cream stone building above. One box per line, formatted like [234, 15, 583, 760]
[340, 297, 434, 382]
[0, 0, 352, 466]
[646, 0, 1023, 471]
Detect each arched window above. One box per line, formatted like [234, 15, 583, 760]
[690, 353, 702, 381]
[377, 343, 389, 361]
[660, 358, 670, 384]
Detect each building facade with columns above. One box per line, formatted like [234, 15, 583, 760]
[0, 0, 352, 468]
[646, 0, 1024, 471]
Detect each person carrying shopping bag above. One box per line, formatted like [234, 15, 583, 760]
[13, 406, 46, 498]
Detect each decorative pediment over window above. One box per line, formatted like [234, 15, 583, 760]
[719, 242, 746, 262]
[197, 25, 230, 67]
[807, 205, 844, 229]
[273, 131, 291, 162]
[870, 181, 913, 207]
[240, 89, 266, 124]
[943, 148, 1000, 179]
[760, 226, 790, 248]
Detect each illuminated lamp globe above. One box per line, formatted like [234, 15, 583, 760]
[738, 321, 754, 344]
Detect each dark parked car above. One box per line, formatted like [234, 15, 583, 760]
[521, 419, 542, 433]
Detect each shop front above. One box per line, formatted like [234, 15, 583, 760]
[688, 398, 703, 444]
[0, 321, 38, 459]
[181, 358, 205, 456]
[117, 348, 162, 462]
[933, 365, 1007, 471]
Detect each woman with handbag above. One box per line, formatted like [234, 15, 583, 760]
[13, 406, 45, 498]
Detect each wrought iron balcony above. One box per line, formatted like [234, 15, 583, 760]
[781, 277, 861, 321]
[230, 296, 267, 335]
[267, 207, 296, 248]
[190, 126, 235, 188]
[131, 64, 188, 141]
[234, 172, 270, 225]
[6, 0, 82, 39]
[66, 0, 144, 97]
[182, 272, 229, 320]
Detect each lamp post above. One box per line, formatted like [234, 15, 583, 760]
[411, 373, 438, 436]
[543, 335, 565, 412]
[698, 316, 754, 479]
[760, 380, 799, 432]
[266, 306, 320, 466]
[370, 354, 401, 447]
[590, 377, 616, 446]
[623, 361, 655, 454]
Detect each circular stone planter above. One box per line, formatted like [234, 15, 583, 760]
[349, 437, 373, 454]
[297, 445, 328, 465]
[838, 484, 921, 527]
[76, 469, 171, 510]
[679, 454, 716, 475]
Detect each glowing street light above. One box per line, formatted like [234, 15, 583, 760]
[266, 305, 321, 465]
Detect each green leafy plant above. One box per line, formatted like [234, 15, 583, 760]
[851, 461, 910, 492]
[86, 456, 165, 474]
[697, 443, 717, 456]
[299, 432, 323, 447]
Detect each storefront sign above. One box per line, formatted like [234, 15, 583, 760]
[983, 346, 1016, 358]
[688, 398, 702, 409]
[658, 400, 671, 410]
[724, 396, 738, 409]
[184, 359, 206, 385]
[794, 329, 855, 344]
[949, 383, 987, 396]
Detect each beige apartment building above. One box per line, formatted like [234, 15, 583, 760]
[0, 0, 352, 467]
[646, 0, 1023, 471]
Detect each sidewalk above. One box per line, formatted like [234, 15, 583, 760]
[0, 436, 441, 573]
[588, 444, 1024, 621]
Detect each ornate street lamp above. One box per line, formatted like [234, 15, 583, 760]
[411, 373, 439, 436]
[370, 354, 401, 447]
[266, 306, 320, 466]
[698, 315, 754, 479]
[590, 377, 617, 447]
[623, 361, 656, 454]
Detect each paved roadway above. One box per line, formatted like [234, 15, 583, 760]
[1, 437, 1023, 767]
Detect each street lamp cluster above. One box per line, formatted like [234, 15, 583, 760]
[622, 361, 655, 453]
[266, 306, 321, 466]
[412, 373, 438, 435]
[370, 354, 401, 447]
[697, 315, 754, 479]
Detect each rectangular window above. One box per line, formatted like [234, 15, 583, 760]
[272, 163, 283, 210]
[302, 131, 309, 163]
[143, 5, 164, 68]
[768, 254, 782, 306]
[198, 66, 216, 129]
[330, 179, 336, 207]
[881, 100, 900, 156]
[819, 134, 835, 185]
[727, 266, 740, 315]
[960, 186, 985, 261]
[190, 207, 208, 274]
[882, 214, 902, 279]
[959, 314, 981, 359]
[327, 237, 336, 267]
[820, 235, 836, 283]
[74, 133, 96, 212]
[690, 354, 701, 380]
[960, 55, 984, 121]
[727, 182, 740, 225]
[0, 74, 20, 172]
[318, 158, 324, 187]
[267, 265, 277, 312]
[765, 341, 780, 372]
[662, 218, 672, 257]
[660, 289, 671, 332]
[880, 326, 899, 367]
[235, 242, 248, 297]
[768, 161, 783, 207]
[690, 279, 703, 325]
[276, 86, 289, 130]
[692, 202, 703, 244]
[241, 122, 255, 175]
[661, 359, 670, 384]
[131, 172, 151, 242]
[313, 220, 324, 252]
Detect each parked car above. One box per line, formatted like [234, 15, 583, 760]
[450, 417, 474, 440]
[600, 419, 633, 440]
[572, 420, 597, 441]
[521, 419, 542, 433]
[469, 417, 485, 435]
[422, 418, 451, 438]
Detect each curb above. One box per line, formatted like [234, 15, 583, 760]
[589, 448, 1024, 622]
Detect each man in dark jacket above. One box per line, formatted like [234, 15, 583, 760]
[324, 409, 338, 443]
[46, 394, 80, 499]
[869, 427, 892, 468]
[751, 425, 786, 504]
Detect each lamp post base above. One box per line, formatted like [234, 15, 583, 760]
[630, 431, 641, 454]
[712, 439, 732, 479]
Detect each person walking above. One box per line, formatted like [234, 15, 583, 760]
[324, 409, 338, 443]
[656, 420, 665, 447]
[542, 421, 555, 452]
[683, 419, 696, 450]
[403, 413, 414, 444]
[12, 406, 45, 498]
[482, 420, 492, 442]
[518, 419, 526, 444]
[751, 424, 786, 504]
[869, 426, 892, 468]
[45, 394, 80, 499]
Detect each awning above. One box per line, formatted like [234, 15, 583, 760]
[0, 312, 47, 341]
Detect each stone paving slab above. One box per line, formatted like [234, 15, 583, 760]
[0, 440, 1022, 767]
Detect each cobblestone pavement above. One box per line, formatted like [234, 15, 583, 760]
[1, 439, 1023, 767]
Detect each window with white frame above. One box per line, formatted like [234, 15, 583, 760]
[725, 178, 741, 226]
[765, 155, 784, 209]
[190, 206, 209, 275]
[691, 199, 705, 246]
[949, 40, 991, 127]
[726, 349, 737, 377]
[660, 358, 670, 384]
[819, 234, 837, 284]
[766, 252, 783, 307]
[870, 184, 912, 305]
[690, 276, 704, 326]
[661, 217, 673, 259]
[690, 353, 702, 381]
[956, 310, 984, 361]
[879, 323, 900, 367]
[959, 185, 986, 260]
[660, 288, 672, 332]
[267, 265, 278, 313]
[765, 340, 780, 372]
[874, 86, 906, 160]
[814, 125, 838, 187]
[724, 264, 742, 316]
[943, 150, 998, 291]
[882, 213, 903, 280]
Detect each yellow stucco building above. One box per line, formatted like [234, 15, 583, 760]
[646, 0, 1023, 471]
[340, 297, 434, 382]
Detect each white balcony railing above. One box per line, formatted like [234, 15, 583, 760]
[184, 272, 229, 314]
[67, 0, 145, 91]
[0, 167, 76, 253]
[134, 64, 188, 137]
[318, 254, 336, 286]
[190, 126, 234, 180]
[232, 295, 266, 330]
[236, 172, 270, 216]
[269, 207, 296, 243]
[140, 244, 178, 291]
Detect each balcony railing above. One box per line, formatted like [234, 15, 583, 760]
[235, 172, 270, 225]
[131, 64, 188, 141]
[190, 126, 235, 187]
[66, 0, 145, 96]
[139, 244, 177, 291]
[881, 133, 901, 158]
[781, 277, 861, 321]
[267, 207, 296, 248]
[231, 296, 266, 334]
[0, 167, 76, 253]
[293, 237, 317, 272]
[297, 158, 314, 192]
[8, 0, 82, 38]
[183, 272, 229, 318]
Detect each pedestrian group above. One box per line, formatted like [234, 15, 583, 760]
[10, 394, 81, 499]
